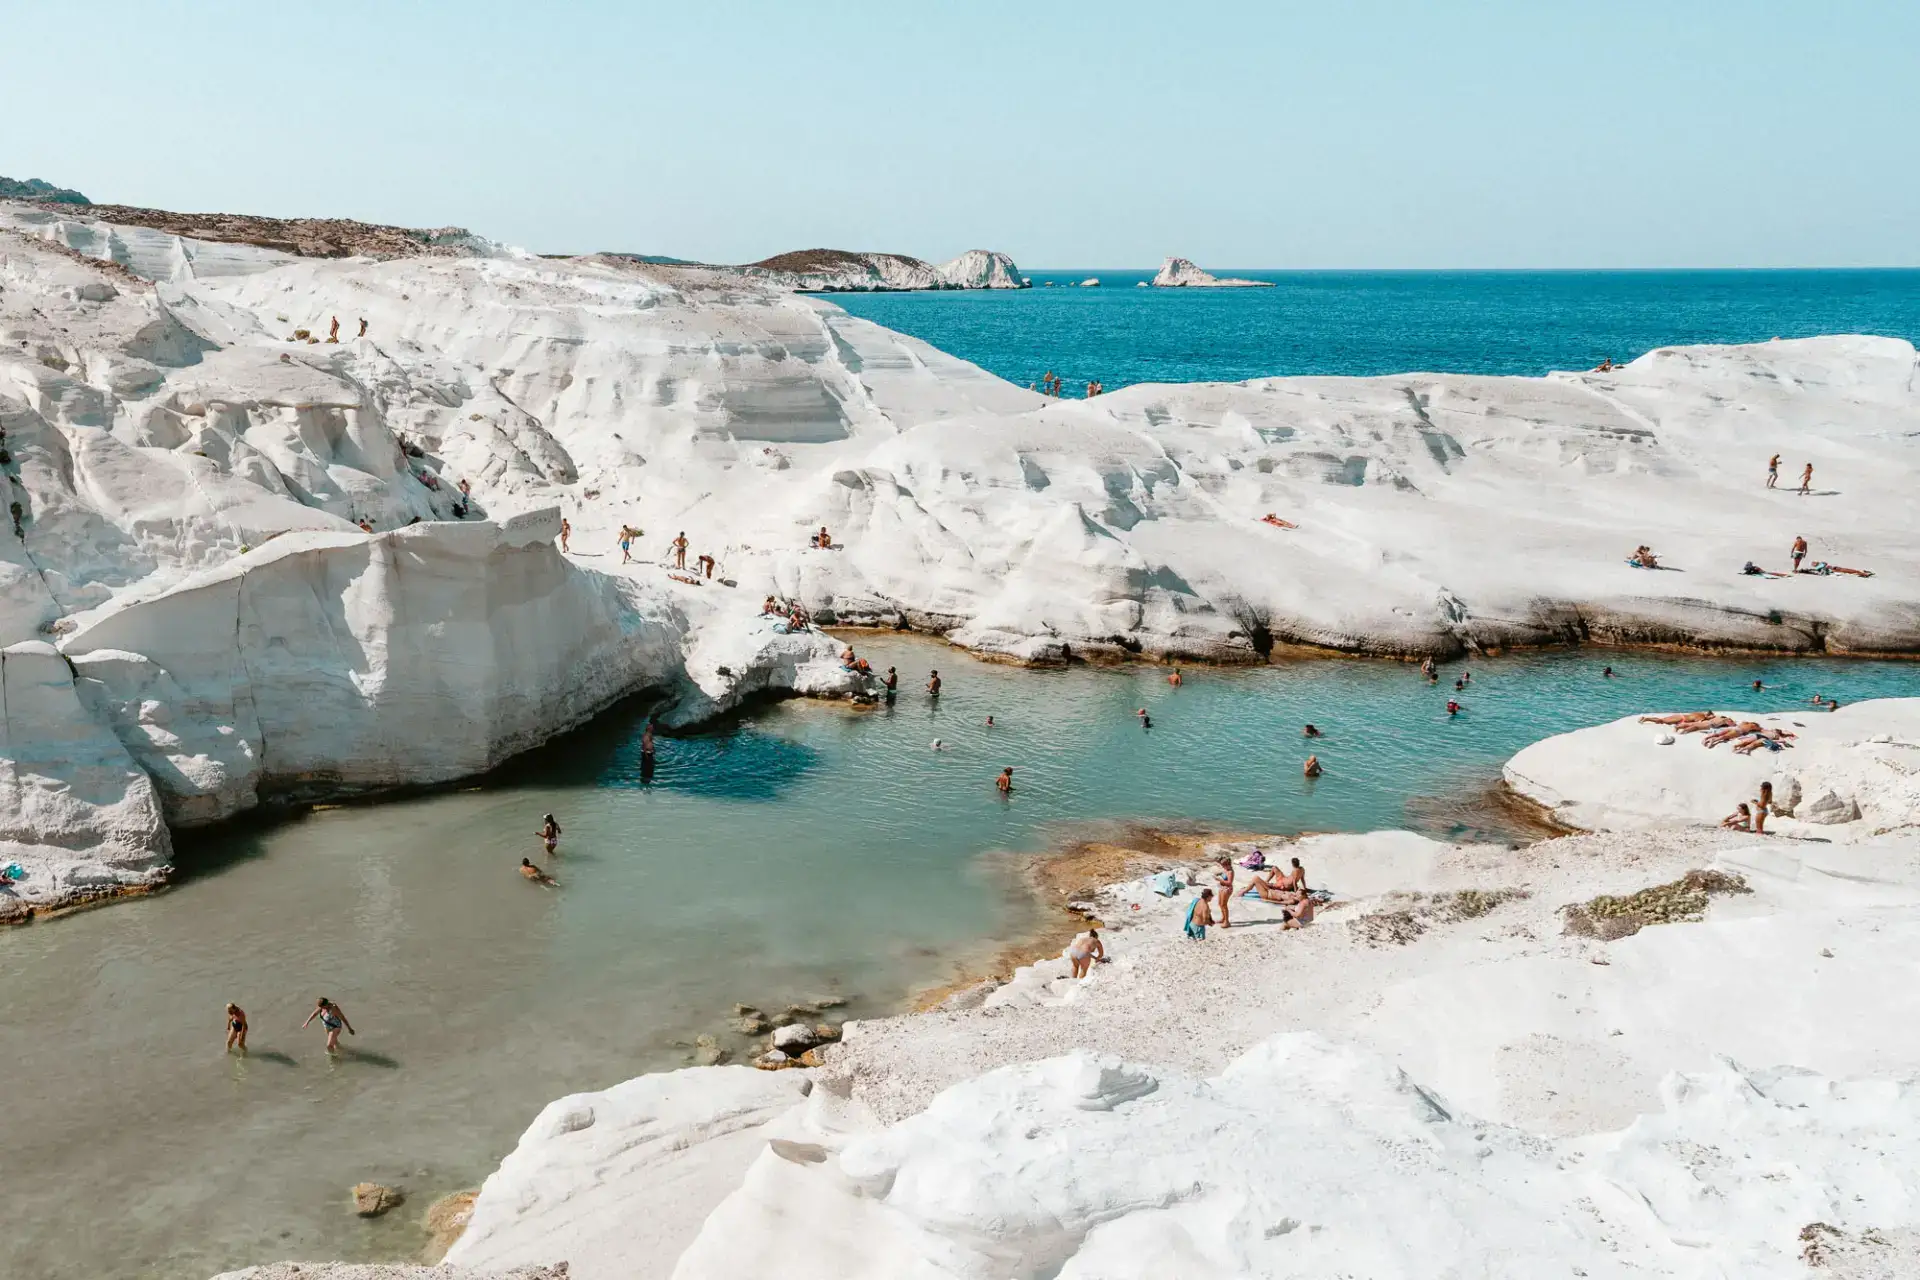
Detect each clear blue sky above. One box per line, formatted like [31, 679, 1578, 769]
[4, 0, 1916, 268]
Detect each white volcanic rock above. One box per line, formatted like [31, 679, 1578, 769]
[935, 250, 1025, 289]
[1150, 256, 1273, 287]
[444, 1066, 822, 1280]
[53, 510, 784, 824]
[1503, 696, 1920, 837]
[669, 1032, 1920, 1280]
[0, 639, 171, 914]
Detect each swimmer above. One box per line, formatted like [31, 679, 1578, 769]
[931, 739, 946, 750]
[1752, 680, 1765, 691]
[537, 814, 561, 854]
[996, 766, 1013, 794]
[1067, 928, 1105, 979]
[302, 997, 355, 1053]
[1462, 672, 1471, 685]
[1447, 699, 1461, 717]
[641, 721, 656, 764]
[1137, 708, 1152, 730]
[884, 666, 898, 698]
[1455, 678, 1465, 691]
[1303, 723, 1322, 737]
[1167, 668, 1183, 686]
[224, 1003, 249, 1053]
[520, 857, 558, 886]
[1303, 754, 1322, 777]
[985, 715, 995, 728]
[1603, 666, 1616, 678]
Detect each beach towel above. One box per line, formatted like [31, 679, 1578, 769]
[1150, 871, 1182, 897]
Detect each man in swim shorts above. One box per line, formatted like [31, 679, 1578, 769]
[1791, 535, 1808, 571]
[1184, 889, 1214, 939]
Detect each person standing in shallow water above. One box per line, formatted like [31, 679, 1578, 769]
[538, 814, 562, 854]
[996, 767, 1013, 795]
[927, 670, 941, 698]
[303, 998, 354, 1053]
[224, 1003, 248, 1054]
[883, 667, 897, 701]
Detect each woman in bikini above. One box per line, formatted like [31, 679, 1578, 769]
[1213, 857, 1234, 929]
[224, 1003, 249, 1054]
[1067, 928, 1105, 978]
[302, 998, 355, 1053]
[537, 814, 562, 854]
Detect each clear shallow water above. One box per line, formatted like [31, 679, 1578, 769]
[3, 638, 1916, 1279]
[831, 269, 1920, 392]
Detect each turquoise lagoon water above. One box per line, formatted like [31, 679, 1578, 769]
[2, 636, 1916, 1279]
[832, 268, 1920, 392]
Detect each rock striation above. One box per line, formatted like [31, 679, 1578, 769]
[1150, 255, 1273, 287]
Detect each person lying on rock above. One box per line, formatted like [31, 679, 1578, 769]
[1641, 711, 1716, 726]
[1676, 715, 1736, 734]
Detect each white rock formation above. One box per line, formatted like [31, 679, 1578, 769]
[1078, 276, 1100, 287]
[0, 639, 170, 915]
[1150, 256, 1274, 287]
[1504, 696, 1920, 837]
[935, 249, 1025, 289]
[7, 195, 1920, 910]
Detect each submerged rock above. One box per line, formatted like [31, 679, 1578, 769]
[350, 1181, 404, 1217]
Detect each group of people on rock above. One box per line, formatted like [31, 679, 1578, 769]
[1030, 371, 1104, 398]
[1765, 453, 1815, 495]
[1639, 710, 1796, 754]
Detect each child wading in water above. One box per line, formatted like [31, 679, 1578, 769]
[303, 998, 355, 1053]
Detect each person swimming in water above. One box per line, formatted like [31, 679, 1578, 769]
[520, 857, 558, 886]
[1137, 708, 1152, 730]
[1167, 668, 1183, 686]
[1067, 928, 1105, 978]
[1603, 666, 1616, 678]
[224, 1003, 249, 1054]
[1303, 754, 1322, 777]
[302, 997, 355, 1053]
[985, 715, 995, 728]
[1303, 723, 1322, 737]
[537, 814, 561, 854]
[996, 767, 1013, 794]
[1447, 700, 1461, 717]
[927, 670, 941, 697]
[1455, 678, 1465, 691]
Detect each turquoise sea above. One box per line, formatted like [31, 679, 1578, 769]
[832, 268, 1920, 391]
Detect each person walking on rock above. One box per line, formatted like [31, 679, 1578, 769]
[1799, 463, 1814, 495]
[560, 518, 570, 553]
[303, 998, 354, 1054]
[1766, 453, 1780, 488]
[1791, 535, 1808, 572]
[619, 526, 635, 564]
[327, 316, 340, 343]
[357, 317, 368, 338]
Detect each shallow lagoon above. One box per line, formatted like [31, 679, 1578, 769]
[2, 637, 1914, 1279]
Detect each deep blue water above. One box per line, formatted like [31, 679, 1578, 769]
[831, 269, 1920, 392]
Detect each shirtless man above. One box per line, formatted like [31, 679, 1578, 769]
[1766, 453, 1780, 488]
[1067, 928, 1105, 978]
[884, 667, 898, 699]
[1167, 668, 1183, 686]
[1703, 720, 1763, 747]
[927, 670, 942, 697]
[1798, 463, 1814, 495]
[996, 767, 1013, 795]
[672, 532, 689, 569]
[1184, 889, 1214, 939]
[1791, 535, 1808, 572]
[520, 857, 558, 886]
[1640, 711, 1715, 726]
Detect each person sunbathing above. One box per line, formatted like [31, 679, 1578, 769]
[1282, 894, 1317, 929]
[1720, 803, 1753, 830]
[1261, 513, 1298, 529]
[1702, 721, 1763, 747]
[1676, 715, 1737, 734]
[1629, 546, 1660, 568]
[1640, 711, 1716, 725]
[1731, 729, 1795, 754]
[1807, 562, 1875, 577]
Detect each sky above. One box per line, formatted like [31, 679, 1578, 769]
[3, 0, 1917, 268]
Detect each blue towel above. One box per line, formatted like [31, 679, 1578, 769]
[1150, 871, 1182, 897]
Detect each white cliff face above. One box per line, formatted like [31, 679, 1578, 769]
[1503, 697, 1920, 836]
[7, 199, 1920, 914]
[0, 639, 170, 916]
[1150, 255, 1273, 287]
[934, 249, 1025, 289]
